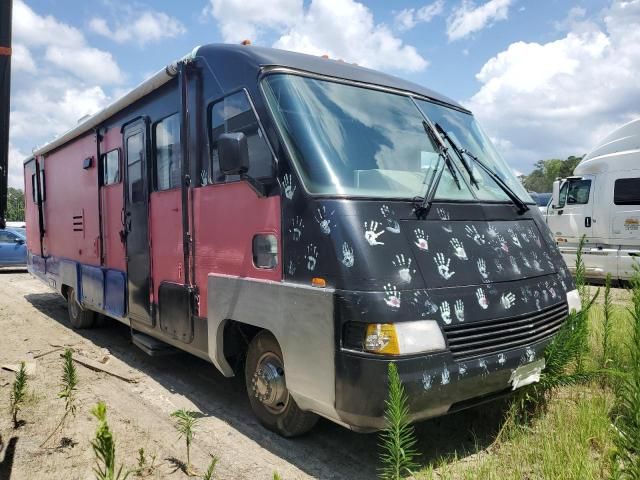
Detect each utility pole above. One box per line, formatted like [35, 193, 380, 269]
[0, 0, 13, 229]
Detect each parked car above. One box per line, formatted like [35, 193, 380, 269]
[0, 228, 27, 267]
[529, 192, 552, 215]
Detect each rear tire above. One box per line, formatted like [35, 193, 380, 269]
[245, 331, 318, 437]
[66, 288, 96, 329]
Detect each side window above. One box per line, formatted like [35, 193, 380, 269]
[566, 179, 591, 205]
[126, 133, 144, 203]
[614, 178, 640, 205]
[154, 113, 181, 191]
[0, 231, 14, 243]
[101, 150, 120, 186]
[209, 91, 274, 183]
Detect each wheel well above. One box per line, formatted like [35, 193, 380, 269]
[61, 284, 71, 300]
[222, 320, 263, 374]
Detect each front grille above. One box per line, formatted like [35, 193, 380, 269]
[443, 302, 568, 361]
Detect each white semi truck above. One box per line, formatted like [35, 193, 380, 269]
[546, 119, 640, 282]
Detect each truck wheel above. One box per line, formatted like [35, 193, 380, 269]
[245, 331, 318, 437]
[67, 288, 96, 329]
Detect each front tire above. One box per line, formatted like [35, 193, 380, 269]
[245, 331, 318, 437]
[67, 288, 96, 329]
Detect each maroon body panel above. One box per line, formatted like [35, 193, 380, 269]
[100, 128, 125, 271]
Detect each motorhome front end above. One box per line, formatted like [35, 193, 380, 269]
[547, 119, 640, 283]
[24, 44, 577, 436]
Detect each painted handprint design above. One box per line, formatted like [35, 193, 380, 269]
[281, 173, 296, 200]
[496, 234, 509, 253]
[508, 228, 522, 248]
[520, 253, 532, 269]
[476, 287, 489, 309]
[441, 365, 451, 385]
[414, 228, 429, 251]
[487, 224, 498, 238]
[454, 299, 465, 322]
[465, 225, 486, 245]
[509, 256, 521, 275]
[412, 290, 438, 316]
[479, 359, 489, 376]
[393, 254, 416, 284]
[289, 216, 304, 242]
[287, 260, 296, 276]
[422, 372, 433, 390]
[341, 242, 354, 268]
[363, 221, 385, 246]
[380, 205, 401, 234]
[497, 353, 506, 366]
[450, 238, 468, 260]
[500, 292, 516, 309]
[383, 283, 401, 309]
[437, 208, 450, 221]
[440, 301, 452, 324]
[477, 258, 489, 281]
[434, 253, 455, 280]
[306, 244, 318, 271]
[314, 206, 335, 235]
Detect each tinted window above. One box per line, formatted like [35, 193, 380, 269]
[154, 114, 181, 191]
[0, 231, 15, 243]
[102, 150, 120, 185]
[614, 178, 640, 205]
[209, 91, 274, 183]
[126, 133, 144, 203]
[559, 179, 591, 207]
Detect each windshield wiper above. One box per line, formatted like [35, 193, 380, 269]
[413, 120, 461, 218]
[434, 123, 529, 214]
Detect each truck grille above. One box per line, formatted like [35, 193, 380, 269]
[443, 302, 569, 361]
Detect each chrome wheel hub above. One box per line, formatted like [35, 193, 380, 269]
[251, 352, 288, 414]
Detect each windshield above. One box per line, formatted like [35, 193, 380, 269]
[262, 73, 526, 202]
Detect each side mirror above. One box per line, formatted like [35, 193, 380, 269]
[15, 238, 25, 245]
[218, 132, 249, 176]
[551, 180, 561, 209]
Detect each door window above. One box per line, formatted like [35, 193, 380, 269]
[559, 179, 591, 208]
[126, 133, 144, 203]
[102, 150, 120, 185]
[154, 113, 181, 191]
[614, 178, 640, 205]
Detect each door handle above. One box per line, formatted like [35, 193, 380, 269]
[585, 217, 592, 228]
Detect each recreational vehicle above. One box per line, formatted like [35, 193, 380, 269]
[24, 44, 578, 436]
[547, 119, 640, 282]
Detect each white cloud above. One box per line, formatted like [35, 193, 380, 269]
[467, 0, 640, 174]
[394, 1, 444, 31]
[447, 0, 512, 41]
[44, 45, 123, 85]
[8, 144, 28, 189]
[13, 0, 84, 48]
[206, 0, 428, 72]
[12, 44, 36, 73]
[89, 10, 185, 46]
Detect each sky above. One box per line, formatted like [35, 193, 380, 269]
[7, 0, 640, 189]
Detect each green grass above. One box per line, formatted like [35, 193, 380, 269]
[416, 304, 634, 479]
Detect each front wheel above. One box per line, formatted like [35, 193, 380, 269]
[245, 331, 318, 437]
[67, 288, 96, 329]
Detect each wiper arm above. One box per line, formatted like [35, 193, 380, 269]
[414, 120, 461, 218]
[435, 124, 478, 188]
[435, 123, 529, 214]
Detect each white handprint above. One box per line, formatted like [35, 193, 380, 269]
[520, 230, 530, 244]
[450, 238, 468, 260]
[494, 259, 504, 273]
[476, 288, 489, 309]
[542, 290, 549, 303]
[281, 173, 296, 200]
[383, 283, 401, 309]
[412, 290, 438, 316]
[509, 256, 521, 275]
[454, 299, 465, 322]
[440, 301, 452, 324]
[487, 224, 498, 238]
[437, 208, 450, 221]
[543, 252, 555, 269]
[519, 286, 529, 304]
[341, 242, 354, 268]
[443, 224, 453, 233]
[458, 363, 468, 377]
[496, 234, 509, 253]
[531, 252, 542, 271]
[414, 228, 429, 251]
[393, 254, 416, 284]
[501, 292, 516, 309]
[422, 372, 433, 390]
[306, 244, 318, 271]
[314, 206, 334, 235]
[479, 359, 489, 376]
[524, 347, 536, 363]
[520, 253, 531, 269]
[465, 225, 486, 245]
[380, 205, 401, 234]
[434, 253, 455, 280]
[363, 221, 385, 246]
[289, 216, 304, 241]
[508, 228, 522, 248]
[287, 260, 296, 276]
[200, 169, 208, 186]
[441, 365, 451, 385]
[498, 353, 506, 366]
[477, 258, 489, 281]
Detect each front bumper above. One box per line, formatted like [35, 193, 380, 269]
[334, 336, 552, 432]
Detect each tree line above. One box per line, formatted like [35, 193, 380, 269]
[519, 155, 583, 193]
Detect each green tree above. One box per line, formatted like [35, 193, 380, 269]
[522, 156, 583, 192]
[6, 187, 25, 222]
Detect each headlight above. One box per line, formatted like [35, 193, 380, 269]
[363, 320, 446, 355]
[566, 289, 581, 313]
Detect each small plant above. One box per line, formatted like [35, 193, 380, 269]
[41, 349, 79, 447]
[202, 455, 218, 480]
[9, 362, 28, 428]
[134, 448, 156, 477]
[612, 266, 640, 478]
[91, 401, 129, 480]
[378, 362, 419, 480]
[273, 473, 282, 480]
[171, 409, 200, 476]
[602, 273, 614, 371]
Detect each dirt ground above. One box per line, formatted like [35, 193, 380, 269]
[0, 271, 547, 480]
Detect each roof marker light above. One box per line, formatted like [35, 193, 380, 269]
[241, 39, 252, 45]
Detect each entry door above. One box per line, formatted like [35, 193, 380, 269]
[547, 176, 594, 241]
[123, 121, 152, 325]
